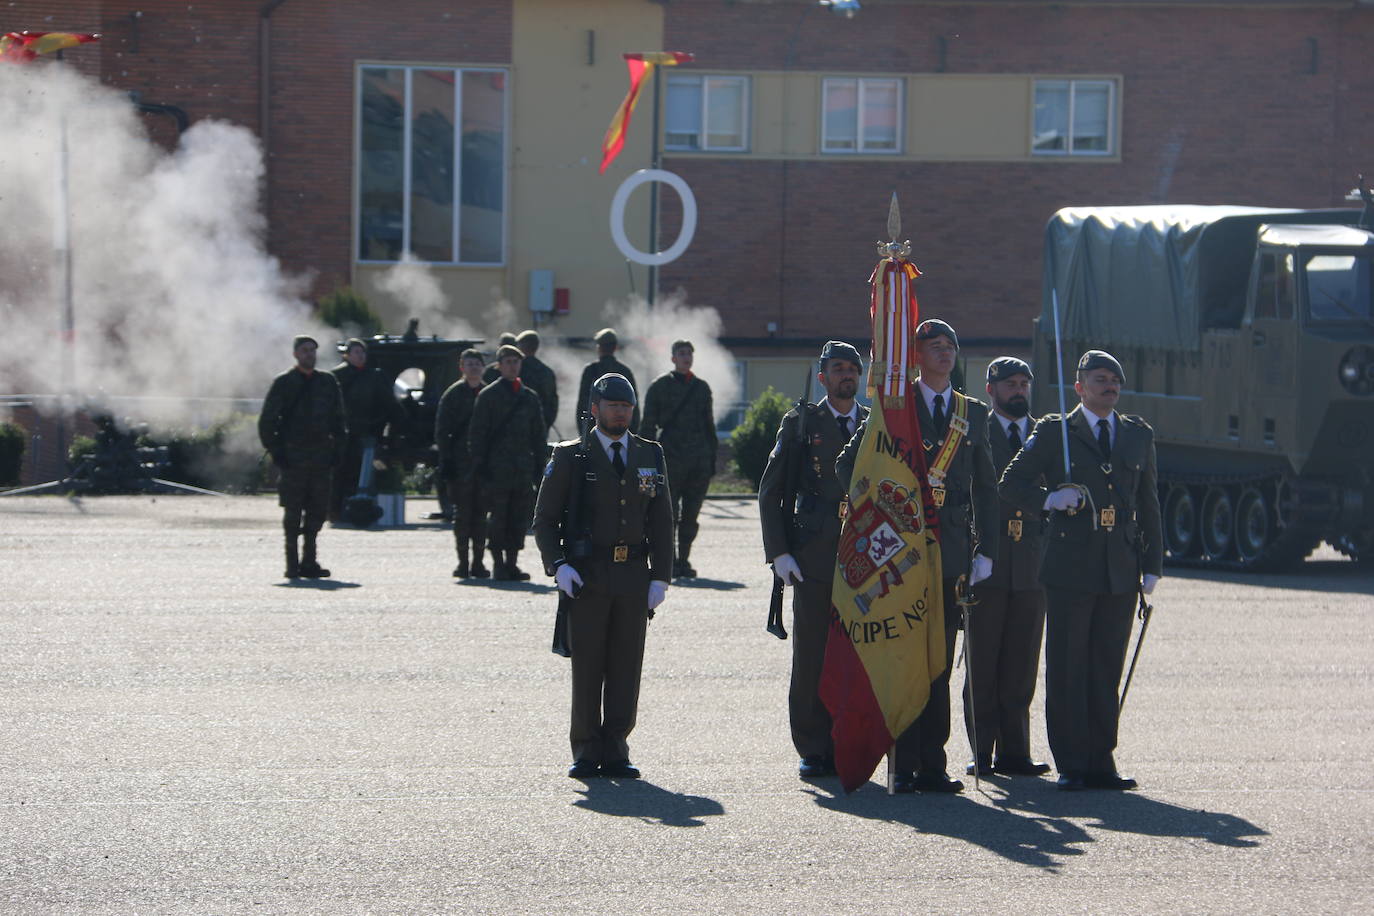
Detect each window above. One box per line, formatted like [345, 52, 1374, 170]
[1255, 252, 1296, 320]
[357, 66, 507, 264]
[822, 78, 902, 154]
[665, 75, 749, 151]
[1304, 253, 1372, 323]
[1032, 79, 1115, 156]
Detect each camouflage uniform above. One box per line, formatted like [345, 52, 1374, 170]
[435, 379, 488, 577]
[641, 370, 716, 576]
[467, 377, 547, 578]
[518, 352, 560, 435]
[577, 356, 639, 432]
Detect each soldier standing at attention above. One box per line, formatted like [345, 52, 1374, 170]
[758, 340, 868, 779]
[999, 349, 1162, 791]
[641, 339, 716, 579]
[963, 357, 1051, 778]
[534, 374, 673, 780]
[837, 318, 998, 793]
[515, 330, 560, 437]
[435, 348, 491, 579]
[482, 333, 519, 385]
[468, 344, 547, 581]
[577, 328, 639, 433]
[329, 338, 404, 521]
[259, 335, 347, 579]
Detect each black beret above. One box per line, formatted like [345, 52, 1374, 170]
[1077, 349, 1125, 384]
[819, 340, 864, 371]
[591, 372, 637, 406]
[914, 318, 959, 349]
[515, 329, 540, 346]
[987, 356, 1033, 382]
[594, 328, 618, 345]
[496, 344, 524, 361]
[498, 332, 518, 345]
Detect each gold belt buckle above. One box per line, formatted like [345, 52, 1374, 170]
[613, 545, 629, 563]
[1008, 519, 1023, 541]
[838, 496, 849, 521]
[1100, 507, 1117, 531]
[931, 487, 946, 508]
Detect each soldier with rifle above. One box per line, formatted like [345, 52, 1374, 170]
[467, 344, 546, 581]
[534, 373, 673, 780]
[837, 319, 998, 793]
[999, 348, 1162, 791]
[435, 348, 491, 579]
[258, 335, 348, 579]
[758, 340, 867, 780]
[641, 339, 717, 579]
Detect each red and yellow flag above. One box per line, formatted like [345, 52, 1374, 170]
[598, 51, 693, 174]
[0, 31, 100, 64]
[820, 254, 947, 794]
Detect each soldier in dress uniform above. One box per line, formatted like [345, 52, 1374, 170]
[641, 339, 717, 579]
[467, 344, 547, 581]
[963, 357, 1051, 778]
[758, 340, 868, 779]
[999, 349, 1162, 791]
[329, 338, 405, 521]
[534, 373, 674, 780]
[435, 348, 491, 579]
[576, 328, 639, 433]
[258, 335, 348, 579]
[837, 318, 998, 793]
[515, 330, 560, 436]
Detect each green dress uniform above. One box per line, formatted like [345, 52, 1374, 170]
[965, 413, 1048, 768]
[759, 399, 869, 762]
[577, 356, 639, 432]
[641, 370, 717, 573]
[434, 379, 487, 561]
[329, 361, 404, 517]
[533, 430, 674, 765]
[466, 378, 546, 556]
[998, 404, 1163, 780]
[837, 387, 999, 779]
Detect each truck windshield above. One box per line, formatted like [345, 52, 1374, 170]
[1304, 253, 1373, 324]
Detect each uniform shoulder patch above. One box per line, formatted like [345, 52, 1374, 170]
[1121, 413, 1152, 429]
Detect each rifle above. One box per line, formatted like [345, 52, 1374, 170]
[551, 409, 594, 657]
[955, 496, 982, 791]
[766, 366, 814, 640]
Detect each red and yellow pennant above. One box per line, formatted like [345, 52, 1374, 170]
[820, 253, 946, 794]
[598, 50, 693, 174]
[0, 31, 100, 64]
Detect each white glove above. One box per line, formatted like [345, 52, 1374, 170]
[1142, 573, 1159, 595]
[771, 553, 804, 585]
[970, 554, 993, 585]
[1044, 487, 1084, 512]
[555, 563, 583, 598]
[648, 580, 669, 610]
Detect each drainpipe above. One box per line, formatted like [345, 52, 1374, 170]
[259, 0, 290, 224]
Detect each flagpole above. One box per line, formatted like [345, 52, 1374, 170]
[646, 63, 662, 306]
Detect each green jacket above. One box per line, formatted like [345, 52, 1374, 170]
[982, 414, 1046, 592]
[999, 404, 1163, 594]
[258, 367, 347, 468]
[466, 378, 547, 488]
[640, 371, 716, 476]
[481, 355, 560, 432]
[330, 362, 404, 440]
[434, 379, 483, 478]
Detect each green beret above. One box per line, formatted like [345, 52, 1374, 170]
[592, 373, 637, 406]
[987, 356, 1033, 382]
[819, 340, 864, 371]
[496, 344, 524, 361]
[914, 319, 959, 349]
[1077, 349, 1125, 384]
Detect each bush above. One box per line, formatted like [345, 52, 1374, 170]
[318, 286, 382, 337]
[150, 415, 272, 493]
[729, 386, 792, 492]
[0, 422, 25, 486]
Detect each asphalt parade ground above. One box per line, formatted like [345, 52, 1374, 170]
[2, 494, 1371, 914]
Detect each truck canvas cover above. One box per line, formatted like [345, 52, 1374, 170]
[1042, 206, 1361, 351]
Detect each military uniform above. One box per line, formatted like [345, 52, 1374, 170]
[258, 365, 347, 576]
[965, 409, 1048, 770]
[518, 353, 560, 435]
[837, 384, 999, 780]
[534, 428, 673, 766]
[641, 370, 716, 575]
[999, 402, 1163, 784]
[760, 397, 869, 765]
[577, 355, 639, 432]
[466, 377, 547, 578]
[435, 379, 488, 576]
[329, 360, 404, 518]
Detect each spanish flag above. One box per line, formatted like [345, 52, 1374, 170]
[0, 31, 100, 64]
[598, 51, 693, 174]
[819, 253, 947, 794]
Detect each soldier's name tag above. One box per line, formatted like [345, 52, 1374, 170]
[932, 487, 946, 508]
[1100, 506, 1117, 530]
[637, 467, 657, 495]
[1008, 519, 1023, 541]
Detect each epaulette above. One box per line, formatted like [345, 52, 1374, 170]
[555, 437, 582, 449]
[1120, 413, 1152, 429]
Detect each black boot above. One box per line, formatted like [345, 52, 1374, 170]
[676, 539, 697, 578]
[454, 542, 470, 578]
[491, 545, 513, 580]
[283, 525, 301, 579]
[300, 529, 330, 579]
[469, 538, 490, 578]
[506, 549, 531, 581]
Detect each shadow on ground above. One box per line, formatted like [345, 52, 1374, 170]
[272, 579, 362, 590]
[573, 779, 726, 827]
[1168, 559, 1374, 595]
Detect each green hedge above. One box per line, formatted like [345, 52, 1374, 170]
[0, 422, 24, 486]
[318, 286, 382, 337]
[729, 387, 791, 492]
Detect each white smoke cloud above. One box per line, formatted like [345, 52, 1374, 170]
[0, 62, 326, 428]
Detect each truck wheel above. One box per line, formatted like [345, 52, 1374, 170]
[1234, 488, 1270, 565]
[1201, 485, 1235, 560]
[1163, 485, 1199, 558]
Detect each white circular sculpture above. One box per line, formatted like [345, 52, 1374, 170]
[609, 168, 698, 266]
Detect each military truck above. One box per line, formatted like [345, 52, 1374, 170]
[1032, 197, 1374, 570]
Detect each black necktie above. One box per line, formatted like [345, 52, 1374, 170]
[1097, 418, 1112, 460]
[837, 414, 851, 439]
[1008, 421, 1022, 452]
[932, 393, 946, 433]
[611, 440, 625, 477]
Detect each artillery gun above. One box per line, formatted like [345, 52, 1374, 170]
[1033, 186, 1374, 570]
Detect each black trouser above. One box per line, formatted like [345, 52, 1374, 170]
[447, 475, 488, 542]
[331, 437, 366, 518]
[894, 576, 959, 775]
[1043, 588, 1135, 776]
[667, 462, 711, 555]
[279, 465, 331, 533]
[964, 585, 1046, 761]
[789, 574, 835, 759]
[567, 559, 651, 763]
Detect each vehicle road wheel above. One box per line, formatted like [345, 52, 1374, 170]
[1234, 488, 1271, 565]
[1200, 485, 1234, 560]
[1163, 485, 1198, 558]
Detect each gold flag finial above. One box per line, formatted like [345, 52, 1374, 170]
[878, 191, 912, 259]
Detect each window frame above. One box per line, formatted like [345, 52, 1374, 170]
[663, 73, 751, 153]
[355, 63, 510, 266]
[820, 76, 904, 156]
[1030, 77, 1118, 158]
